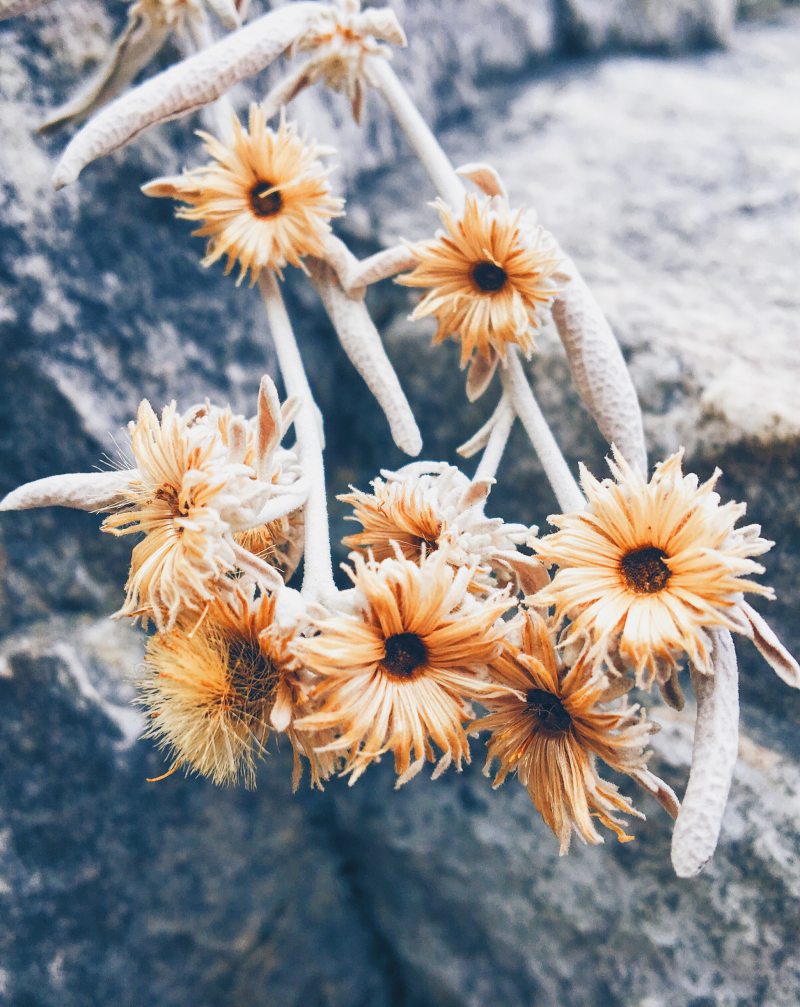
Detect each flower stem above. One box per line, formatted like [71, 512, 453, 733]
[367, 58, 465, 207]
[369, 57, 584, 513]
[501, 351, 585, 512]
[473, 396, 514, 485]
[258, 272, 336, 600]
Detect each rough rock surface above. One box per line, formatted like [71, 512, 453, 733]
[1, 2, 800, 1005]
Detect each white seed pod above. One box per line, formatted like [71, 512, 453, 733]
[0, 0, 49, 19]
[671, 629, 739, 878]
[307, 258, 422, 457]
[40, 13, 172, 133]
[52, 1, 322, 188]
[0, 470, 136, 512]
[550, 251, 648, 476]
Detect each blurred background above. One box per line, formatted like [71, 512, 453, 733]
[1, 1, 799, 1004]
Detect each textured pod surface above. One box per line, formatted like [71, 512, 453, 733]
[0, 470, 136, 512]
[671, 629, 740, 878]
[551, 252, 648, 475]
[308, 259, 422, 457]
[52, 2, 321, 187]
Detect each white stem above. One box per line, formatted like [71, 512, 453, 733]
[473, 397, 514, 485]
[258, 272, 335, 600]
[501, 350, 584, 512]
[367, 57, 465, 208]
[369, 57, 583, 513]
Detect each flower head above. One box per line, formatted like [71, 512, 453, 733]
[293, 551, 515, 785]
[534, 448, 774, 685]
[143, 106, 344, 284]
[398, 194, 560, 366]
[140, 590, 336, 789]
[102, 382, 304, 630]
[473, 611, 668, 853]
[340, 462, 541, 594]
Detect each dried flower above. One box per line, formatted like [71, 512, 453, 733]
[293, 551, 515, 786]
[534, 448, 779, 687]
[287, 0, 406, 122]
[140, 589, 335, 788]
[397, 194, 560, 366]
[340, 462, 542, 593]
[142, 106, 344, 285]
[473, 611, 674, 853]
[101, 381, 305, 631]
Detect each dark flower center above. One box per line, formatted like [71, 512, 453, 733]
[620, 546, 671, 595]
[228, 636, 278, 705]
[382, 632, 428, 680]
[249, 180, 283, 218]
[471, 260, 507, 293]
[526, 688, 572, 735]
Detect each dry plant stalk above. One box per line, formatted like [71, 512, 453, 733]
[2, 0, 798, 877]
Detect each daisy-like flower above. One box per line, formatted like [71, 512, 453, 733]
[534, 447, 796, 691]
[340, 462, 545, 594]
[397, 194, 560, 367]
[292, 550, 516, 786]
[472, 611, 676, 854]
[142, 106, 344, 284]
[140, 589, 338, 789]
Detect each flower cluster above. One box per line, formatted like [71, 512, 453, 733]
[2, 0, 798, 878]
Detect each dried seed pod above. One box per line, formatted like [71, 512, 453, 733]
[52, 2, 322, 188]
[307, 258, 422, 457]
[671, 628, 739, 878]
[550, 251, 648, 475]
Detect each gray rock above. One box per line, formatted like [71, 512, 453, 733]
[2, 3, 800, 1006]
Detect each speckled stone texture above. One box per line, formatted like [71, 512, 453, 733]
[1, 2, 799, 1005]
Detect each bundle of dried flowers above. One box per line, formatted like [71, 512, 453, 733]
[1, 0, 797, 881]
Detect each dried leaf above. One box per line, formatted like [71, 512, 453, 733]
[52, 2, 322, 188]
[741, 600, 800, 688]
[551, 252, 648, 475]
[307, 259, 422, 457]
[671, 629, 739, 878]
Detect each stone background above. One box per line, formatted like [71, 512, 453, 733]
[1, 1, 799, 1004]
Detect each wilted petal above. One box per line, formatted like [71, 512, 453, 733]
[456, 161, 507, 200]
[357, 7, 407, 47]
[39, 13, 171, 133]
[465, 350, 498, 402]
[551, 252, 647, 476]
[741, 601, 800, 689]
[0, 470, 136, 512]
[308, 259, 422, 457]
[671, 629, 739, 878]
[52, 1, 322, 188]
[256, 374, 283, 477]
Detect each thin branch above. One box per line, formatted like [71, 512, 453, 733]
[258, 271, 335, 600]
[500, 350, 584, 512]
